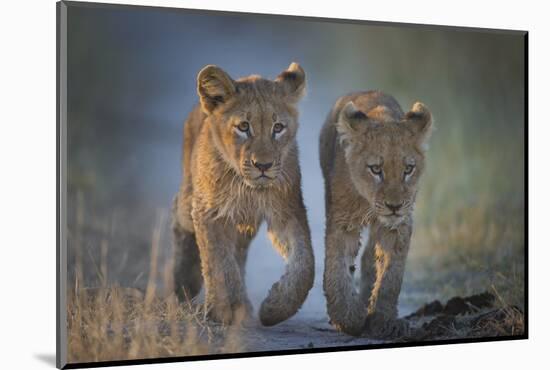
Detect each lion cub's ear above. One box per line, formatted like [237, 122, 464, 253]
[275, 62, 306, 103]
[405, 102, 433, 151]
[197, 65, 237, 114]
[336, 101, 370, 143]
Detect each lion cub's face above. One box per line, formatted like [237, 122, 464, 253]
[196, 63, 306, 188]
[337, 101, 433, 228]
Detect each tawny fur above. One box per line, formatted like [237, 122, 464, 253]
[320, 91, 433, 337]
[172, 63, 314, 326]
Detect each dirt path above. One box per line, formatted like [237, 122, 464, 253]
[223, 291, 522, 354]
[239, 316, 381, 352]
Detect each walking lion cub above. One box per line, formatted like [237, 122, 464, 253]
[320, 91, 433, 337]
[172, 63, 314, 326]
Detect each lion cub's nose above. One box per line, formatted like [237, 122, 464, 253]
[252, 161, 273, 172]
[385, 201, 403, 213]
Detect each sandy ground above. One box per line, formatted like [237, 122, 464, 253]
[237, 316, 383, 352]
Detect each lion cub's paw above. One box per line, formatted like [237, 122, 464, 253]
[259, 298, 285, 327]
[206, 305, 234, 325]
[366, 313, 410, 339]
[206, 300, 253, 326]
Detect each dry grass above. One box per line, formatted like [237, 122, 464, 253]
[403, 197, 525, 321]
[68, 287, 207, 363]
[469, 303, 525, 338]
[66, 285, 250, 363]
[66, 201, 245, 364]
[395, 131, 525, 336]
[398, 199, 525, 342]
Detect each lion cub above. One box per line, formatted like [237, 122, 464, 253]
[320, 91, 433, 337]
[172, 63, 314, 326]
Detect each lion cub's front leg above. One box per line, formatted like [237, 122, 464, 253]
[193, 215, 247, 325]
[323, 225, 366, 336]
[259, 209, 315, 326]
[363, 222, 412, 338]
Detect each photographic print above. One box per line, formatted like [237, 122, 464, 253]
[57, 1, 527, 368]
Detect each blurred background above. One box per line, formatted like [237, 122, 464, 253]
[66, 3, 525, 318]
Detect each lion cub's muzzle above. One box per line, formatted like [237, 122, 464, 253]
[241, 159, 280, 187]
[376, 199, 413, 228]
[252, 160, 275, 184]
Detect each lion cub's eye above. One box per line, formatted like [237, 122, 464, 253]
[404, 164, 415, 175]
[273, 123, 285, 134]
[237, 121, 250, 132]
[368, 165, 382, 176]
